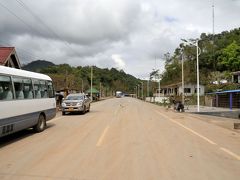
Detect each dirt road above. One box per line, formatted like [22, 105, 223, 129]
[0, 97, 240, 180]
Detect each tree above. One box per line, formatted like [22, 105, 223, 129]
[218, 41, 240, 71]
[150, 69, 160, 80]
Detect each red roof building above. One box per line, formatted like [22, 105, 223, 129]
[0, 47, 21, 69]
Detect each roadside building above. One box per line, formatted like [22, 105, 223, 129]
[207, 89, 240, 110]
[204, 71, 240, 109]
[232, 71, 240, 83]
[0, 47, 21, 69]
[160, 82, 205, 97]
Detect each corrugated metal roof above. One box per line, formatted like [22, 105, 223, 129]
[207, 89, 240, 94]
[85, 88, 99, 93]
[0, 47, 14, 64]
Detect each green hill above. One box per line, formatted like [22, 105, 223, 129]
[22, 60, 55, 72]
[39, 64, 141, 95]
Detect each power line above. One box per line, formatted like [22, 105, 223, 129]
[15, 0, 61, 40]
[15, 0, 83, 57]
[0, 1, 83, 61]
[0, 1, 45, 37]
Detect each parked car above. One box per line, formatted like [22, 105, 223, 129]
[61, 93, 91, 115]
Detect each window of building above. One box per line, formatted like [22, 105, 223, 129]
[194, 88, 201, 93]
[184, 88, 191, 93]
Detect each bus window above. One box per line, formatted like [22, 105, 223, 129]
[40, 80, 48, 98]
[0, 75, 13, 100]
[47, 81, 54, 98]
[0, 85, 2, 99]
[22, 78, 34, 99]
[12, 77, 24, 99]
[33, 79, 41, 98]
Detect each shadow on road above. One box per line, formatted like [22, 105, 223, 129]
[0, 123, 56, 148]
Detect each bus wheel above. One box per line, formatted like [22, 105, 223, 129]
[33, 114, 46, 132]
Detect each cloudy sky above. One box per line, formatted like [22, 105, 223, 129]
[0, 0, 240, 79]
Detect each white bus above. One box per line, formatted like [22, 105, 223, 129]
[0, 66, 56, 137]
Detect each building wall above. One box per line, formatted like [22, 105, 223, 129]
[178, 84, 205, 96]
[214, 93, 240, 108]
[155, 83, 205, 97]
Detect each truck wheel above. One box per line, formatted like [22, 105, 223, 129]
[33, 114, 46, 132]
[62, 111, 65, 115]
[82, 106, 86, 114]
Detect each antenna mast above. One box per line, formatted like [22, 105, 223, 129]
[212, 0, 215, 70]
[212, 0, 215, 36]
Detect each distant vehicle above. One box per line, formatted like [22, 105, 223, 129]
[116, 91, 123, 98]
[0, 66, 56, 137]
[61, 93, 91, 115]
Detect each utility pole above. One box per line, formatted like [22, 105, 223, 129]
[141, 82, 143, 100]
[181, 39, 201, 112]
[135, 86, 137, 98]
[182, 50, 184, 104]
[64, 69, 68, 97]
[158, 78, 161, 97]
[81, 79, 84, 93]
[99, 82, 102, 99]
[137, 84, 140, 98]
[196, 40, 200, 112]
[90, 66, 93, 101]
[147, 80, 149, 97]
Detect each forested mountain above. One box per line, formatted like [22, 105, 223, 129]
[22, 60, 55, 72]
[160, 27, 240, 92]
[39, 64, 140, 95]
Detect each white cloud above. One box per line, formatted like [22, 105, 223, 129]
[0, 0, 239, 79]
[111, 54, 126, 70]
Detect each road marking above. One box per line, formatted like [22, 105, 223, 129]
[155, 111, 217, 145]
[96, 126, 110, 147]
[220, 147, 240, 160]
[155, 111, 240, 161]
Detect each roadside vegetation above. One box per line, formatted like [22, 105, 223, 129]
[23, 62, 141, 94]
[23, 28, 240, 96]
[159, 27, 240, 93]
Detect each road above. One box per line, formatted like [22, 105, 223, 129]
[0, 97, 240, 180]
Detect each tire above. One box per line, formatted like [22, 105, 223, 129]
[33, 114, 46, 133]
[62, 111, 65, 115]
[87, 104, 90, 112]
[82, 106, 86, 114]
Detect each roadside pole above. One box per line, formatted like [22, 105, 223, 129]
[90, 66, 93, 101]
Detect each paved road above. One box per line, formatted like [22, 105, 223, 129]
[0, 97, 240, 180]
